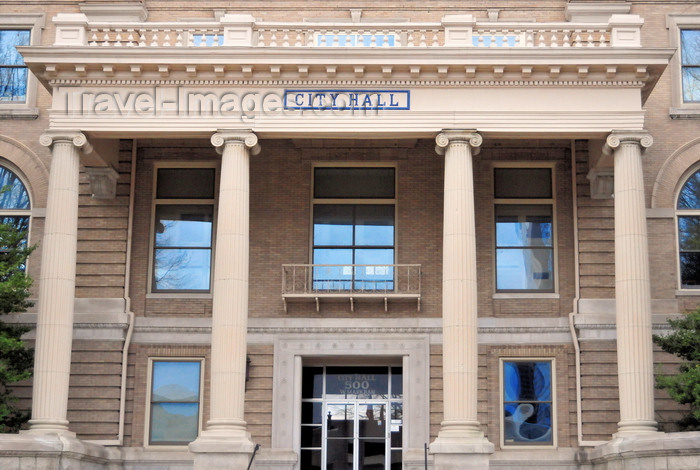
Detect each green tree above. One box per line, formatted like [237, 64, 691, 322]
[653, 308, 700, 431]
[0, 222, 35, 433]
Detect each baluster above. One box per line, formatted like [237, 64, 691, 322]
[562, 30, 570, 47]
[256, 28, 266, 47]
[89, 29, 98, 46]
[431, 31, 438, 46]
[282, 30, 290, 47]
[175, 29, 184, 47]
[490, 30, 497, 47]
[114, 29, 123, 47]
[599, 30, 607, 48]
[537, 32, 546, 47]
[586, 31, 595, 47]
[550, 32, 558, 47]
[148, 29, 156, 47]
[125, 29, 135, 47]
[525, 30, 533, 47]
[137, 29, 146, 47]
[163, 29, 172, 47]
[370, 32, 377, 47]
[395, 29, 403, 47]
[419, 30, 427, 47]
[574, 30, 582, 48]
[102, 29, 110, 47]
[293, 31, 302, 47]
[268, 29, 276, 47]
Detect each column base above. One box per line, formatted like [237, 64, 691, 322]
[614, 419, 661, 438]
[189, 425, 257, 470]
[430, 422, 494, 470]
[23, 418, 76, 437]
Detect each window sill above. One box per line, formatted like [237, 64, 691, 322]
[670, 107, 700, 120]
[146, 293, 212, 299]
[493, 293, 559, 300]
[0, 107, 39, 119]
[675, 289, 700, 296]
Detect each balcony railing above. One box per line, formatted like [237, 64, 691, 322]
[282, 264, 421, 312]
[54, 14, 643, 49]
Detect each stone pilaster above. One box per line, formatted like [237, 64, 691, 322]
[189, 130, 259, 469]
[431, 130, 493, 470]
[26, 131, 87, 435]
[606, 130, 659, 437]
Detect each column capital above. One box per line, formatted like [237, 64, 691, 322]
[604, 130, 653, 154]
[435, 130, 482, 156]
[39, 130, 92, 153]
[211, 129, 260, 156]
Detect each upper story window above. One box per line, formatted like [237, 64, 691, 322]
[147, 359, 203, 446]
[151, 165, 216, 293]
[677, 168, 700, 289]
[502, 359, 555, 447]
[0, 14, 43, 118]
[0, 163, 31, 232]
[668, 15, 700, 118]
[312, 166, 396, 291]
[494, 166, 555, 293]
[0, 29, 29, 103]
[681, 29, 700, 103]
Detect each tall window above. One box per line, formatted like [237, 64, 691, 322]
[312, 166, 395, 291]
[681, 29, 700, 103]
[494, 166, 555, 293]
[147, 359, 202, 445]
[151, 166, 215, 292]
[0, 163, 30, 232]
[677, 168, 700, 288]
[502, 359, 554, 447]
[0, 29, 30, 102]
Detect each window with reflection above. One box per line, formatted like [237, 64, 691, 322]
[152, 167, 215, 292]
[502, 360, 554, 446]
[0, 30, 30, 102]
[677, 168, 700, 288]
[0, 164, 30, 232]
[312, 167, 396, 291]
[494, 167, 555, 293]
[148, 359, 202, 445]
[681, 29, 700, 103]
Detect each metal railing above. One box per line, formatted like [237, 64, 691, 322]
[282, 263, 421, 311]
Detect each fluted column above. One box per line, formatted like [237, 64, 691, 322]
[607, 131, 659, 437]
[190, 130, 259, 468]
[431, 131, 493, 470]
[26, 131, 87, 435]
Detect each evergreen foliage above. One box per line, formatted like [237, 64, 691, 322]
[653, 308, 700, 430]
[0, 222, 35, 433]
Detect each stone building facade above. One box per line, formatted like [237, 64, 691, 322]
[0, 0, 699, 469]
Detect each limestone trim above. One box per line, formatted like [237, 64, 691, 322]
[272, 335, 431, 470]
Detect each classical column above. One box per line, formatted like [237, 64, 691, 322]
[606, 131, 659, 437]
[431, 131, 493, 470]
[26, 131, 87, 434]
[189, 130, 259, 469]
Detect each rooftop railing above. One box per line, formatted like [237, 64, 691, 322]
[282, 263, 421, 312]
[53, 13, 643, 49]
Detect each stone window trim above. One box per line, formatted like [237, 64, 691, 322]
[147, 161, 219, 296]
[667, 14, 700, 119]
[0, 13, 44, 119]
[500, 357, 557, 449]
[492, 162, 558, 296]
[144, 357, 205, 448]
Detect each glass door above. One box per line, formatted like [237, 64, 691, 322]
[301, 366, 403, 470]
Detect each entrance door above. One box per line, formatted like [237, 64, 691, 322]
[301, 366, 402, 470]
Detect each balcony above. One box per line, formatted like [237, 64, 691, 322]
[282, 264, 421, 312]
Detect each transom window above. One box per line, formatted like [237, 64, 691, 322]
[312, 166, 396, 291]
[0, 29, 30, 102]
[676, 168, 700, 288]
[494, 166, 555, 293]
[681, 29, 700, 103]
[502, 359, 554, 447]
[147, 359, 203, 446]
[151, 166, 216, 292]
